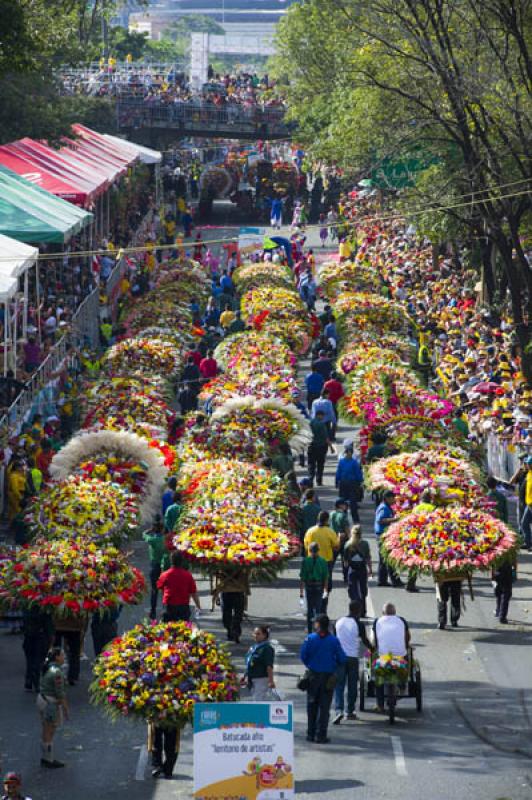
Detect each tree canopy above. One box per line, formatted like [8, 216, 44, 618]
[273, 0, 532, 378]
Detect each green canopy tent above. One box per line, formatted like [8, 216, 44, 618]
[0, 166, 93, 244]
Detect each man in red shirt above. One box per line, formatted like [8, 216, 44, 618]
[157, 551, 201, 622]
[199, 350, 218, 380]
[324, 372, 345, 439]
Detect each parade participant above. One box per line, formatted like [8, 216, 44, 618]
[299, 489, 321, 540]
[91, 607, 120, 657]
[300, 542, 329, 633]
[163, 492, 183, 533]
[157, 551, 201, 622]
[343, 526, 372, 617]
[374, 490, 402, 587]
[312, 350, 333, 381]
[37, 647, 69, 768]
[199, 350, 218, 380]
[300, 614, 346, 743]
[219, 304, 236, 331]
[493, 556, 514, 625]
[305, 364, 325, 410]
[436, 576, 463, 629]
[1, 773, 31, 800]
[227, 310, 246, 334]
[143, 515, 168, 619]
[149, 723, 180, 780]
[520, 456, 532, 551]
[366, 431, 388, 463]
[307, 409, 330, 486]
[405, 491, 435, 593]
[242, 626, 276, 700]
[22, 608, 54, 693]
[331, 498, 350, 579]
[486, 476, 509, 523]
[372, 603, 410, 713]
[333, 601, 371, 724]
[335, 447, 364, 522]
[310, 390, 336, 441]
[219, 568, 250, 644]
[161, 477, 177, 515]
[53, 613, 86, 686]
[304, 511, 340, 597]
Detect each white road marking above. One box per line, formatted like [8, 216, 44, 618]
[135, 744, 148, 781]
[390, 735, 408, 776]
[366, 588, 375, 621]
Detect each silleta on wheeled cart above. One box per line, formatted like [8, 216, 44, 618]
[359, 649, 422, 724]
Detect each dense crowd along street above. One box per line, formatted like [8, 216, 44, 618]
[0, 2, 531, 799]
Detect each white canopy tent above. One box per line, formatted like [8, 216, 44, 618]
[102, 134, 162, 165]
[0, 233, 39, 376]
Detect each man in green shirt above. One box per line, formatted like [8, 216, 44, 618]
[308, 409, 330, 486]
[300, 542, 329, 632]
[330, 499, 350, 580]
[452, 409, 469, 437]
[164, 492, 183, 534]
[143, 515, 169, 619]
[299, 489, 321, 541]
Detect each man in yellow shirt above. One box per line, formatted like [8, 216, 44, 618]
[338, 238, 352, 262]
[219, 304, 236, 330]
[304, 511, 340, 601]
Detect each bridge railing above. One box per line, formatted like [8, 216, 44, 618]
[115, 100, 289, 135]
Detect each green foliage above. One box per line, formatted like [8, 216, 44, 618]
[163, 14, 225, 38]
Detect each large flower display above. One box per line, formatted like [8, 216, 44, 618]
[367, 449, 490, 514]
[83, 391, 174, 440]
[334, 291, 407, 330]
[340, 364, 421, 423]
[103, 338, 182, 377]
[25, 477, 139, 545]
[173, 461, 299, 577]
[320, 260, 381, 297]
[215, 331, 296, 375]
[50, 430, 168, 521]
[241, 286, 312, 353]
[90, 622, 238, 728]
[381, 506, 518, 576]
[359, 410, 465, 459]
[233, 262, 294, 294]
[0, 538, 145, 614]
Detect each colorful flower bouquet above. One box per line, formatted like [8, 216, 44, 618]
[83, 391, 174, 441]
[24, 477, 139, 545]
[241, 287, 312, 354]
[90, 621, 238, 728]
[341, 364, 421, 423]
[367, 449, 490, 515]
[320, 260, 381, 298]
[233, 262, 294, 294]
[199, 373, 299, 410]
[0, 538, 145, 614]
[359, 411, 464, 459]
[382, 506, 518, 576]
[337, 344, 404, 376]
[334, 291, 407, 330]
[103, 338, 182, 377]
[50, 430, 168, 521]
[215, 332, 296, 375]
[373, 654, 409, 686]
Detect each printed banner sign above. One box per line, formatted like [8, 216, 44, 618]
[193, 702, 294, 799]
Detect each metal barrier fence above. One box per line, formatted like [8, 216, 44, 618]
[116, 101, 290, 137]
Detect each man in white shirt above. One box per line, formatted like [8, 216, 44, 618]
[372, 602, 410, 712]
[333, 602, 371, 723]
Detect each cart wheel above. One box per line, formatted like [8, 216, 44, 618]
[359, 675, 365, 711]
[415, 669, 423, 712]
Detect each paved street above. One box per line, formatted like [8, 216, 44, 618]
[1, 217, 531, 799]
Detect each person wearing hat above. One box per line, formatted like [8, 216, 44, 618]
[2, 773, 31, 800]
[300, 542, 329, 633]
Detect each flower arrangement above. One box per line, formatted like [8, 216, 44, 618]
[334, 291, 407, 330]
[90, 621, 238, 728]
[50, 430, 168, 521]
[367, 449, 490, 515]
[373, 654, 409, 686]
[24, 477, 139, 545]
[233, 262, 294, 294]
[0, 538, 145, 614]
[382, 506, 518, 576]
[172, 461, 299, 577]
[215, 332, 296, 375]
[337, 344, 405, 376]
[199, 374, 299, 409]
[320, 260, 381, 298]
[241, 287, 312, 354]
[103, 338, 182, 377]
[83, 391, 174, 440]
[359, 411, 464, 459]
[340, 364, 421, 423]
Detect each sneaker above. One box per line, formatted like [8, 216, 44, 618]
[499, 618, 508, 624]
[346, 712, 357, 720]
[41, 759, 65, 769]
[315, 736, 330, 744]
[152, 767, 162, 778]
[333, 712, 343, 725]
[493, 610, 499, 617]
[451, 621, 458, 628]
[406, 586, 419, 593]
[438, 623, 446, 630]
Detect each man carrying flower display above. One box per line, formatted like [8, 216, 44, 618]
[157, 551, 201, 622]
[374, 491, 402, 587]
[436, 577, 463, 630]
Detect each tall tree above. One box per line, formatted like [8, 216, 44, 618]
[274, 0, 532, 380]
